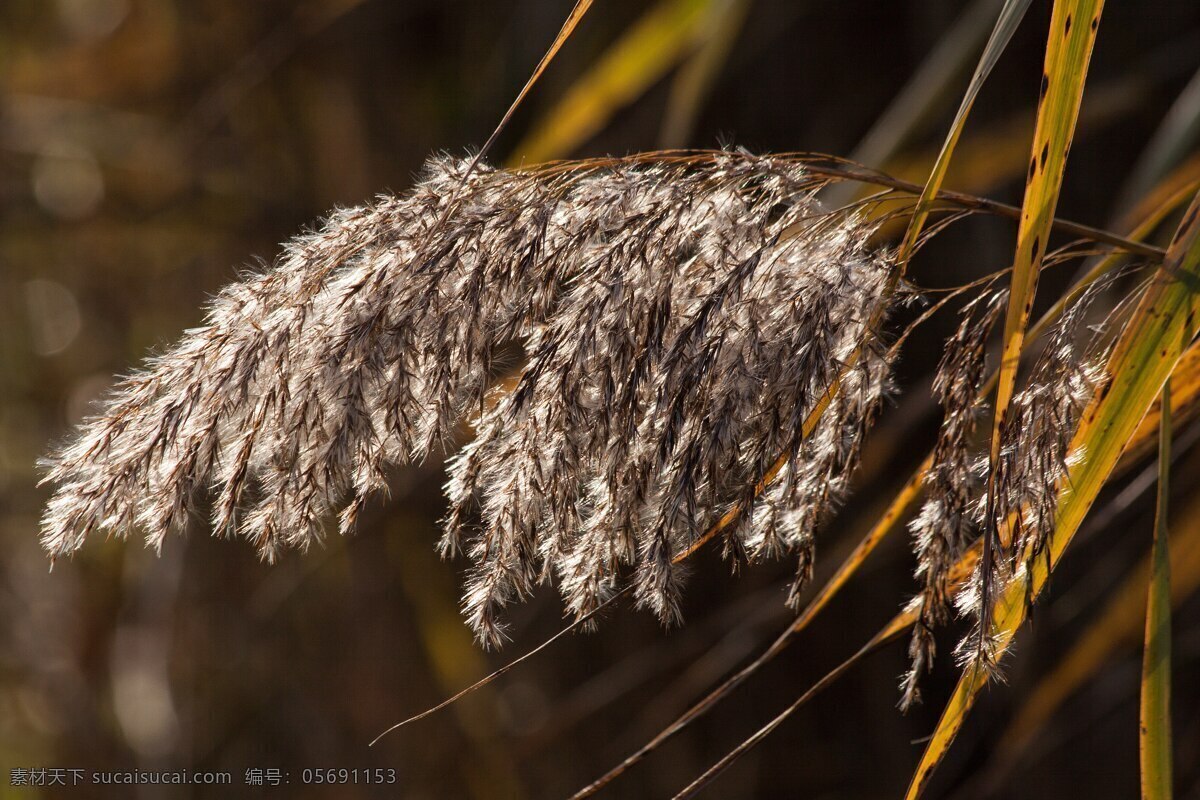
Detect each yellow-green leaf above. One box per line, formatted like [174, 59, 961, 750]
[1141, 379, 1173, 800]
[983, 0, 1105, 637]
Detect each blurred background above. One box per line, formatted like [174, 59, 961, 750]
[2, 0, 1200, 797]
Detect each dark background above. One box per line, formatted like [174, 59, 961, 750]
[2, 1, 1199, 797]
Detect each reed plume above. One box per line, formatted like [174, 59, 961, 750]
[902, 288, 1005, 708]
[40, 151, 896, 645]
[902, 272, 1119, 703]
[956, 276, 1115, 671]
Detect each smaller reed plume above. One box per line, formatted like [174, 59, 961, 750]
[902, 273, 1119, 704]
[902, 289, 1005, 708]
[957, 278, 1114, 671]
[40, 151, 897, 645]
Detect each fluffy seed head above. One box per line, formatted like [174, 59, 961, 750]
[40, 152, 896, 645]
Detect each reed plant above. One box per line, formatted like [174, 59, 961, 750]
[36, 0, 1200, 796]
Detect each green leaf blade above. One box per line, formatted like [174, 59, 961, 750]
[1141, 379, 1174, 800]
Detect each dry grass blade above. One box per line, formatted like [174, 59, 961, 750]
[904, 189, 1200, 800]
[509, 0, 712, 164]
[648, 537, 977, 796]
[478, 0, 593, 167]
[1140, 379, 1173, 800]
[894, 0, 1032, 266]
[798, 158, 1163, 259]
[979, 0, 1105, 667]
[369, 586, 630, 746]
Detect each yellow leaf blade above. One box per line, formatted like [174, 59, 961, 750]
[982, 0, 1105, 642]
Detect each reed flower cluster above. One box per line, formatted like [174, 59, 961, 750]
[903, 290, 1004, 706]
[903, 276, 1114, 703]
[40, 152, 896, 645]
